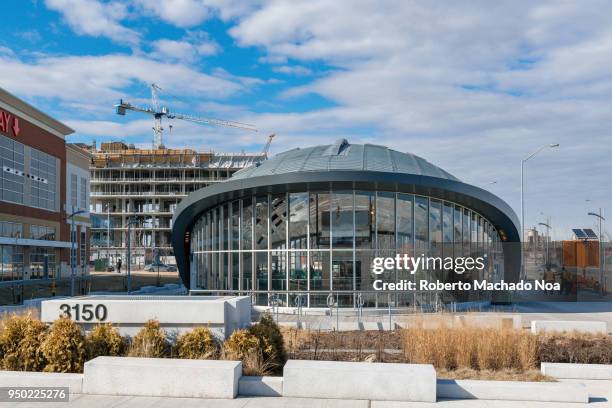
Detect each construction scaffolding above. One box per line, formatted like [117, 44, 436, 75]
[84, 141, 262, 269]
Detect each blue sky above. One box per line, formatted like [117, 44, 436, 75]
[0, 0, 610, 240]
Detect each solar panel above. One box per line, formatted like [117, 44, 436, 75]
[572, 228, 588, 239]
[583, 228, 599, 239]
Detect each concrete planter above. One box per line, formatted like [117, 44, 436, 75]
[82, 356, 242, 398]
[542, 363, 612, 380]
[283, 360, 437, 402]
[437, 378, 588, 403]
[0, 371, 83, 393]
[531, 320, 607, 334]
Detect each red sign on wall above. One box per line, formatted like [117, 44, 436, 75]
[0, 108, 21, 137]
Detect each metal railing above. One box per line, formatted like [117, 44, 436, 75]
[188, 288, 470, 313]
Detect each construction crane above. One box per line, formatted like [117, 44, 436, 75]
[115, 83, 257, 149]
[262, 133, 275, 159]
[248, 133, 276, 165]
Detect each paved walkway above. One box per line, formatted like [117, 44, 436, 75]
[2, 379, 610, 407]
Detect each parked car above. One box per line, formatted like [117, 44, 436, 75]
[144, 262, 177, 272]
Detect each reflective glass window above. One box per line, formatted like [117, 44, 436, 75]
[331, 191, 353, 248]
[270, 194, 287, 250]
[254, 196, 268, 250]
[355, 191, 375, 249]
[397, 194, 413, 252]
[289, 193, 308, 250]
[376, 192, 395, 250]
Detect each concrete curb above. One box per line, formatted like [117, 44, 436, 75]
[542, 363, 612, 380]
[437, 378, 589, 403]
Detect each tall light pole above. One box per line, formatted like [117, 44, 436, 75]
[67, 208, 86, 297]
[588, 209, 605, 296]
[520, 143, 559, 279]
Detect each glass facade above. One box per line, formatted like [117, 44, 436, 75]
[0, 134, 58, 211]
[190, 189, 504, 308]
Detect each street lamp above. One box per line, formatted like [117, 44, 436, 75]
[520, 143, 559, 279]
[67, 208, 87, 297]
[587, 209, 606, 296]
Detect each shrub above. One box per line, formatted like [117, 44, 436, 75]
[175, 327, 217, 359]
[128, 320, 168, 358]
[538, 332, 612, 364]
[222, 329, 259, 360]
[86, 324, 126, 360]
[40, 317, 86, 373]
[403, 326, 539, 371]
[249, 314, 286, 370]
[0, 313, 47, 371]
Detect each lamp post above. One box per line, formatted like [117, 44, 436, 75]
[588, 209, 605, 296]
[520, 143, 559, 279]
[67, 208, 86, 297]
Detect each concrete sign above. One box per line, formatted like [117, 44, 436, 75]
[41, 295, 251, 338]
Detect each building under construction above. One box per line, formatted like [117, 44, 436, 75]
[87, 141, 262, 269]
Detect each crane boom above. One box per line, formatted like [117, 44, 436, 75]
[115, 83, 257, 149]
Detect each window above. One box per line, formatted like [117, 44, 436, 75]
[70, 174, 78, 209]
[80, 177, 87, 210]
[0, 134, 25, 204]
[30, 148, 57, 211]
[30, 247, 55, 279]
[30, 225, 56, 241]
[0, 221, 23, 238]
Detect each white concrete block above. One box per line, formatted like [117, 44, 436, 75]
[283, 360, 436, 402]
[454, 314, 522, 330]
[0, 371, 83, 393]
[41, 295, 251, 339]
[437, 379, 588, 403]
[238, 376, 283, 397]
[82, 357, 242, 398]
[542, 363, 612, 380]
[531, 320, 607, 334]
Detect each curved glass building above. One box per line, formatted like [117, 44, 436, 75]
[172, 139, 520, 308]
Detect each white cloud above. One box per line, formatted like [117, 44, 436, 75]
[132, 0, 259, 27]
[272, 65, 312, 76]
[45, 0, 140, 46]
[0, 51, 246, 108]
[224, 0, 612, 238]
[150, 31, 220, 63]
[132, 0, 211, 28]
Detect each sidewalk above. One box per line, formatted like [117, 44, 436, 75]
[2, 379, 610, 408]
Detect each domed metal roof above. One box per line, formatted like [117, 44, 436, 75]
[232, 138, 459, 182]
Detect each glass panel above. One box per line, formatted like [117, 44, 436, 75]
[454, 205, 462, 257]
[255, 252, 268, 304]
[309, 192, 330, 249]
[271, 249, 286, 292]
[270, 194, 287, 250]
[397, 193, 413, 253]
[355, 191, 375, 249]
[242, 252, 252, 291]
[332, 251, 354, 306]
[289, 251, 307, 306]
[289, 193, 308, 250]
[331, 191, 353, 248]
[376, 192, 395, 250]
[429, 199, 442, 251]
[231, 200, 239, 251]
[355, 250, 376, 307]
[242, 197, 252, 251]
[232, 252, 239, 289]
[415, 196, 428, 254]
[309, 251, 330, 307]
[254, 196, 268, 250]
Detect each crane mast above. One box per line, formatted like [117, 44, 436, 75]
[115, 83, 257, 149]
